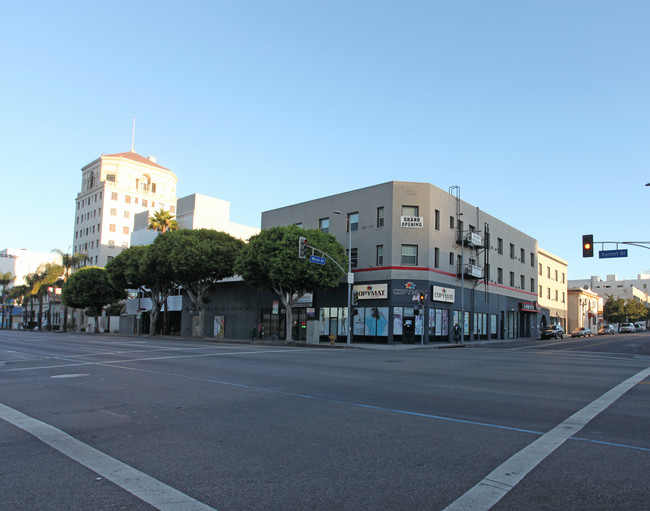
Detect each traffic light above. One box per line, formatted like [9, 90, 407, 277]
[298, 236, 308, 258]
[582, 234, 594, 258]
[419, 292, 425, 304]
[352, 290, 359, 305]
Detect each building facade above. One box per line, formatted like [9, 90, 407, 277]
[262, 181, 545, 344]
[73, 151, 178, 267]
[537, 248, 568, 330]
[567, 287, 603, 333]
[569, 274, 650, 308]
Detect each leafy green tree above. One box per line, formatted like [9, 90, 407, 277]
[625, 299, 649, 323]
[155, 229, 244, 338]
[148, 208, 179, 234]
[62, 267, 126, 332]
[106, 244, 176, 336]
[603, 296, 627, 324]
[235, 225, 347, 342]
[52, 249, 90, 332]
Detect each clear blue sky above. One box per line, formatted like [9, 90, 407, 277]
[2, 1, 649, 280]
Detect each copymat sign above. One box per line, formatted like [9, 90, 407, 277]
[353, 284, 388, 300]
[432, 286, 455, 303]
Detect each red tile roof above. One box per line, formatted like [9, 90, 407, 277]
[103, 151, 173, 172]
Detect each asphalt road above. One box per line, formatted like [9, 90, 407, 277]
[0, 330, 648, 510]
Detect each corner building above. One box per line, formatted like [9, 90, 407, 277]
[262, 181, 542, 344]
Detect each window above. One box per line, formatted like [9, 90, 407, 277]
[555, 270, 558, 281]
[110, 208, 117, 216]
[142, 200, 148, 207]
[539, 263, 542, 276]
[539, 285, 542, 297]
[434, 209, 440, 230]
[497, 238, 503, 255]
[319, 218, 329, 233]
[434, 247, 440, 269]
[530, 252, 535, 267]
[108, 240, 115, 248]
[107, 256, 114, 263]
[170, 206, 175, 213]
[555, 290, 558, 301]
[402, 205, 419, 217]
[449, 252, 455, 266]
[123, 226, 129, 234]
[151, 183, 156, 193]
[450, 216, 455, 229]
[510, 243, 515, 259]
[111, 192, 118, 200]
[497, 268, 503, 284]
[125, 195, 131, 204]
[376, 207, 384, 228]
[530, 278, 535, 292]
[376, 245, 384, 266]
[509, 272, 515, 287]
[547, 288, 551, 299]
[124, 211, 130, 219]
[562, 273, 565, 283]
[348, 212, 359, 232]
[401, 245, 418, 265]
[547, 267, 550, 278]
[106, 174, 116, 182]
[520, 248, 525, 264]
[109, 224, 116, 232]
[562, 292, 565, 303]
[520, 275, 525, 289]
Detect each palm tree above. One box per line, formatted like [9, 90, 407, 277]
[52, 249, 90, 331]
[0, 271, 15, 329]
[147, 208, 179, 234]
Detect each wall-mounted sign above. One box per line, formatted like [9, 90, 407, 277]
[353, 283, 388, 299]
[432, 286, 455, 303]
[519, 301, 540, 312]
[400, 216, 423, 228]
[393, 281, 420, 298]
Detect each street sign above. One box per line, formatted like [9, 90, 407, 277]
[309, 255, 326, 265]
[599, 249, 628, 259]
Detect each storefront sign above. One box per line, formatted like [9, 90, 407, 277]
[519, 301, 540, 312]
[400, 216, 423, 228]
[393, 281, 420, 297]
[353, 283, 388, 299]
[432, 286, 455, 303]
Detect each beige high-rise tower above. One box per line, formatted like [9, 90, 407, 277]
[73, 150, 178, 267]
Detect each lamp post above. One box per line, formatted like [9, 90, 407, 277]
[334, 211, 353, 345]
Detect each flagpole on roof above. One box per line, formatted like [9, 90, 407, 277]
[131, 117, 136, 152]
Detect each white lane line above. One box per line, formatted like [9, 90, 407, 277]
[443, 366, 650, 511]
[0, 403, 217, 511]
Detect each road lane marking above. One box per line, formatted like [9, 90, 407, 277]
[0, 403, 217, 511]
[442, 366, 650, 511]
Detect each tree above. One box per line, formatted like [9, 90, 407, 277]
[625, 299, 649, 323]
[235, 225, 347, 342]
[148, 208, 179, 234]
[52, 249, 91, 332]
[155, 229, 244, 338]
[62, 267, 126, 332]
[106, 244, 176, 336]
[0, 271, 15, 329]
[603, 296, 627, 325]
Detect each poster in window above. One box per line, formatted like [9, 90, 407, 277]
[353, 308, 365, 335]
[428, 309, 436, 335]
[394, 307, 403, 335]
[376, 307, 389, 336]
[319, 308, 329, 335]
[338, 307, 348, 336]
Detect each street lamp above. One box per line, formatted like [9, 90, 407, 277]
[334, 211, 353, 345]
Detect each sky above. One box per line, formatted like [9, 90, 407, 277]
[2, 1, 649, 281]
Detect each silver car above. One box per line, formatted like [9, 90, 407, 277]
[619, 322, 635, 333]
[571, 327, 592, 337]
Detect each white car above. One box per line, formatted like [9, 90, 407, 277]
[633, 322, 646, 332]
[619, 322, 636, 333]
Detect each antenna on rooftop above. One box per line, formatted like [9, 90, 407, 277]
[131, 117, 136, 152]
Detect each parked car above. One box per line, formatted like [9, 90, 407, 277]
[619, 322, 636, 333]
[541, 324, 564, 339]
[633, 322, 646, 332]
[598, 325, 615, 335]
[571, 327, 592, 337]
